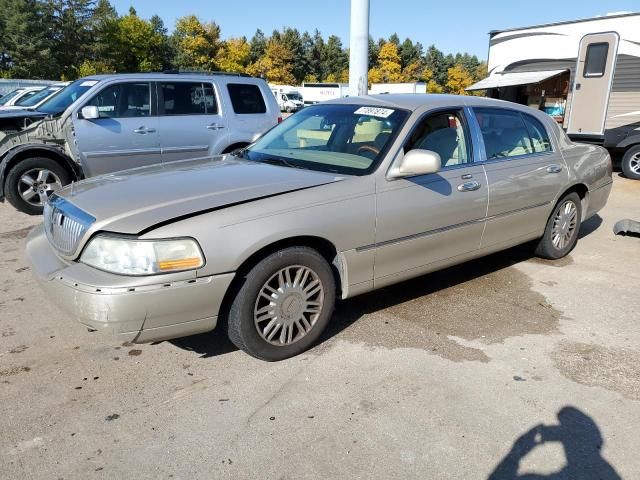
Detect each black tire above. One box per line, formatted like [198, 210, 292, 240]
[621, 145, 640, 180]
[534, 192, 582, 260]
[286, 106, 292, 113]
[4, 157, 71, 215]
[227, 246, 336, 361]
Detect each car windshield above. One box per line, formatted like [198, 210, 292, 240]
[0, 89, 23, 106]
[16, 86, 61, 107]
[286, 93, 302, 101]
[244, 104, 408, 175]
[37, 79, 96, 115]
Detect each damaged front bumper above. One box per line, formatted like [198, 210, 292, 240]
[25, 225, 234, 343]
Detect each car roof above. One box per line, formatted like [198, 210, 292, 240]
[81, 72, 259, 82]
[326, 94, 525, 112]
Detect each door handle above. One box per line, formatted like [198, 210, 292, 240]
[133, 127, 155, 134]
[546, 164, 563, 174]
[207, 123, 225, 130]
[457, 181, 481, 192]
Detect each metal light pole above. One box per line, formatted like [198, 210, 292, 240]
[348, 0, 370, 97]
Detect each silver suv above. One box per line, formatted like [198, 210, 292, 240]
[0, 72, 280, 214]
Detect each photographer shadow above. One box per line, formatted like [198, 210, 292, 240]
[488, 406, 621, 480]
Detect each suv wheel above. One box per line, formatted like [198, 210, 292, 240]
[5, 157, 71, 215]
[226, 247, 336, 361]
[534, 192, 582, 260]
[621, 145, 640, 180]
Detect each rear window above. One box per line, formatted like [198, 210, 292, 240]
[227, 83, 267, 114]
[584, 43, 609, 78]
[160, 82, 217, 115]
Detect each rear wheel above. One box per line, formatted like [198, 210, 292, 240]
[534, 192, 582, 260]
[5, 157, 71, 215]
[226, 247, 336, 361]
[621, 146, 640, 180]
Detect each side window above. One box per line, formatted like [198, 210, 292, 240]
[405, 111, 470, 167]
[227, 83, 267, 114]
[584, 43, 608, 78]
[522, 114, 552, 153]
[474, 109, 533, 160]
[160, 82, 217, 115]
[86, 83, 151, 118]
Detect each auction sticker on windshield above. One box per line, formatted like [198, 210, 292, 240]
[354, 107, 395, 118]
[80, 80, 99, 87]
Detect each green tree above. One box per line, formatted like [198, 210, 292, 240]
[111, 9, 165, 72]
[303, 29, 325, 81]
[323, 35, 348, 81]
[248, 28, 266, 64]
[368, 36, 379, 70]
[172, 15, 221, 71]
[0, 0, 54, 78]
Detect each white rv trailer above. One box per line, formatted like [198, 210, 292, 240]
[300, 83, 349, 105]
[369, 82, 427, 94]
[467, 13, 640, 178]
[269, 84, 304, 112]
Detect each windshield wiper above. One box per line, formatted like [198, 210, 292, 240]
[256, 157, 307, 170]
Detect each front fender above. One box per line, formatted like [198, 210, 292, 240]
[0, 144, 79, 200]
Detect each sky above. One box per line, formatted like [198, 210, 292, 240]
[111, 0, 639, 59]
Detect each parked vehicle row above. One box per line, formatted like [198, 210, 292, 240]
[0, 72, 280, 214]
[25, 94, 612, 360]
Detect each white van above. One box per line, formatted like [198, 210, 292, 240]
[270, 85, 304, 113]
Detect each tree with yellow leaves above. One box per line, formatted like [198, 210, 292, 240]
[172, 15, 221, 71]
[368, 42, 403, 83]
[445, 64, 474, 95]
[215, 37, 250, 73]
[246, 37, 296, 84]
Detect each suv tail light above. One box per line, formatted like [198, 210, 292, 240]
[277, 116, 283, 123]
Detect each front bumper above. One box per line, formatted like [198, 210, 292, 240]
[25, 225, 235, 343]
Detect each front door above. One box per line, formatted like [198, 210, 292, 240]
[567, 32, 619, 136]
[374, 109, 488, 287]
[156, 81, 228, 162]
[74, 81, 161, 177]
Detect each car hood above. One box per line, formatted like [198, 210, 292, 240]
[0, 108, 47, 118]
[58, 156, 344, 235]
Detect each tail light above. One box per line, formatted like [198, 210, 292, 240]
[277, 116, 283, 123]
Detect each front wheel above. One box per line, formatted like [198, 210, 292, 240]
[621, 146, 640, 180]
[226, 247, 336, 361]
[5, 157, 71, 215]
[534, 192, 582, 260]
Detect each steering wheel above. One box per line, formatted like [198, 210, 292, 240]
[357, 145, 380, 156]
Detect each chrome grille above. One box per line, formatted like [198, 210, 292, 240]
[44, 195, 95, 256]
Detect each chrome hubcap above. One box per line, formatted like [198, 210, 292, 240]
[551, 200, 578, 250]
[18, 168, 62, 207]
[254, 265, 324, 346]
[630, 153, 640, 174]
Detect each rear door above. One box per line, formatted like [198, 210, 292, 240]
[74, 81, 161, 177]
[473, 108, 567, 248]
[156, 81, 228, 162]
[567, 32, 619, 137]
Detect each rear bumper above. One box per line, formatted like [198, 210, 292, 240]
[25, 225, 234, 343]
[585, 180, 613, 220]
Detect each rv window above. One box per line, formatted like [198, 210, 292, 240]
[584, 43, 609, 78]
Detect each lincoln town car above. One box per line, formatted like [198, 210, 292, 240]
[25, 95, 613, 360]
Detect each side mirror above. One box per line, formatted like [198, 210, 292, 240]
[388, 149, 441, 179]
[80, 106, 99, 120]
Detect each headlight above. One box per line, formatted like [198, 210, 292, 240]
[80, 235, 204, 275]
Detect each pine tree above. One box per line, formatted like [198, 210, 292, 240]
[323, 35, 348, 82]
[249, 29, 266, 64]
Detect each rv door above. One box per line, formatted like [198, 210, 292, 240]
[567, 32, 619, 137]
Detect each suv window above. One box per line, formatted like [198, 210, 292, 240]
[405, 111, 470, 167]
[86, 82, 151, 118]
[160, 82, 217, 115]
[522, 114, 552, 153]
[474, 109, 533, 160]
[227, 83, 267, 114]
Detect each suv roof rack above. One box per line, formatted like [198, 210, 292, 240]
[161, 69, 252, 77]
